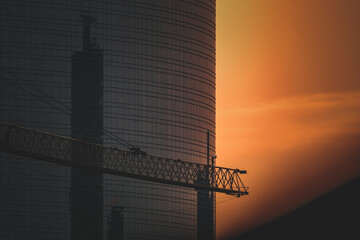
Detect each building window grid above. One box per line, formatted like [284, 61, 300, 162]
[0, 1, 215, 239]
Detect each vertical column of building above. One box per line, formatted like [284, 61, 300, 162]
[197, 131, 214, 240]
[70, 15, 104, 240]
[106, 196, 124, 240]
[197, 186, 214, 240]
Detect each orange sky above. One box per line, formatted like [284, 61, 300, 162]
[216, 1, 360, 239]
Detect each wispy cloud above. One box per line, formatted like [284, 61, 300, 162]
[218, 90, 360, 156]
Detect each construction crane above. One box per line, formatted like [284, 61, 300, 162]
[0, 16, 248, 198]
[0, 122, 248, 196]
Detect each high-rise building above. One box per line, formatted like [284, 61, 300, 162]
[0, 1, 216, 239]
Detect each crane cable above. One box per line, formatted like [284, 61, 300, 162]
[0, 66, 137, 151]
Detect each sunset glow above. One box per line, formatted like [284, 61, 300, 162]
[216, 1, 360, 239]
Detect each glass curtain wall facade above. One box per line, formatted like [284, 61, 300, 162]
[0, 0, 216, 239]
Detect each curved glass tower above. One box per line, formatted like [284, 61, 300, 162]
[0, 1, 216, 239]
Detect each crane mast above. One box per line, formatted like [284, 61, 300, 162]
[0, 122, 248, 196]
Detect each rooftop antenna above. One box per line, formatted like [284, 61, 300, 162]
[80, 15, 97, 50]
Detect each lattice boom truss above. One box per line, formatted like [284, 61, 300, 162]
[0, 122, 248, 196]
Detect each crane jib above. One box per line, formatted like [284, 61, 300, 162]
[0, 122, 248, 197]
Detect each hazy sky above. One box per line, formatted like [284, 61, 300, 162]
[216, 1, 360, 239]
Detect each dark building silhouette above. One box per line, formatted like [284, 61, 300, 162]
[70, 16, 103, 240]
[197, 177, 214, 240]
[0, 1, 216, 239]
[227, 177, 360, 240]
[107, 197, 125, 240]
[107, 206, 124, 240]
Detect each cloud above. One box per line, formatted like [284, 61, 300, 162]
[218, 90, 360, 157]
[216, 90, 360, 239]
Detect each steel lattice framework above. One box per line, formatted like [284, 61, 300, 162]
[0, 122, 248, 196]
